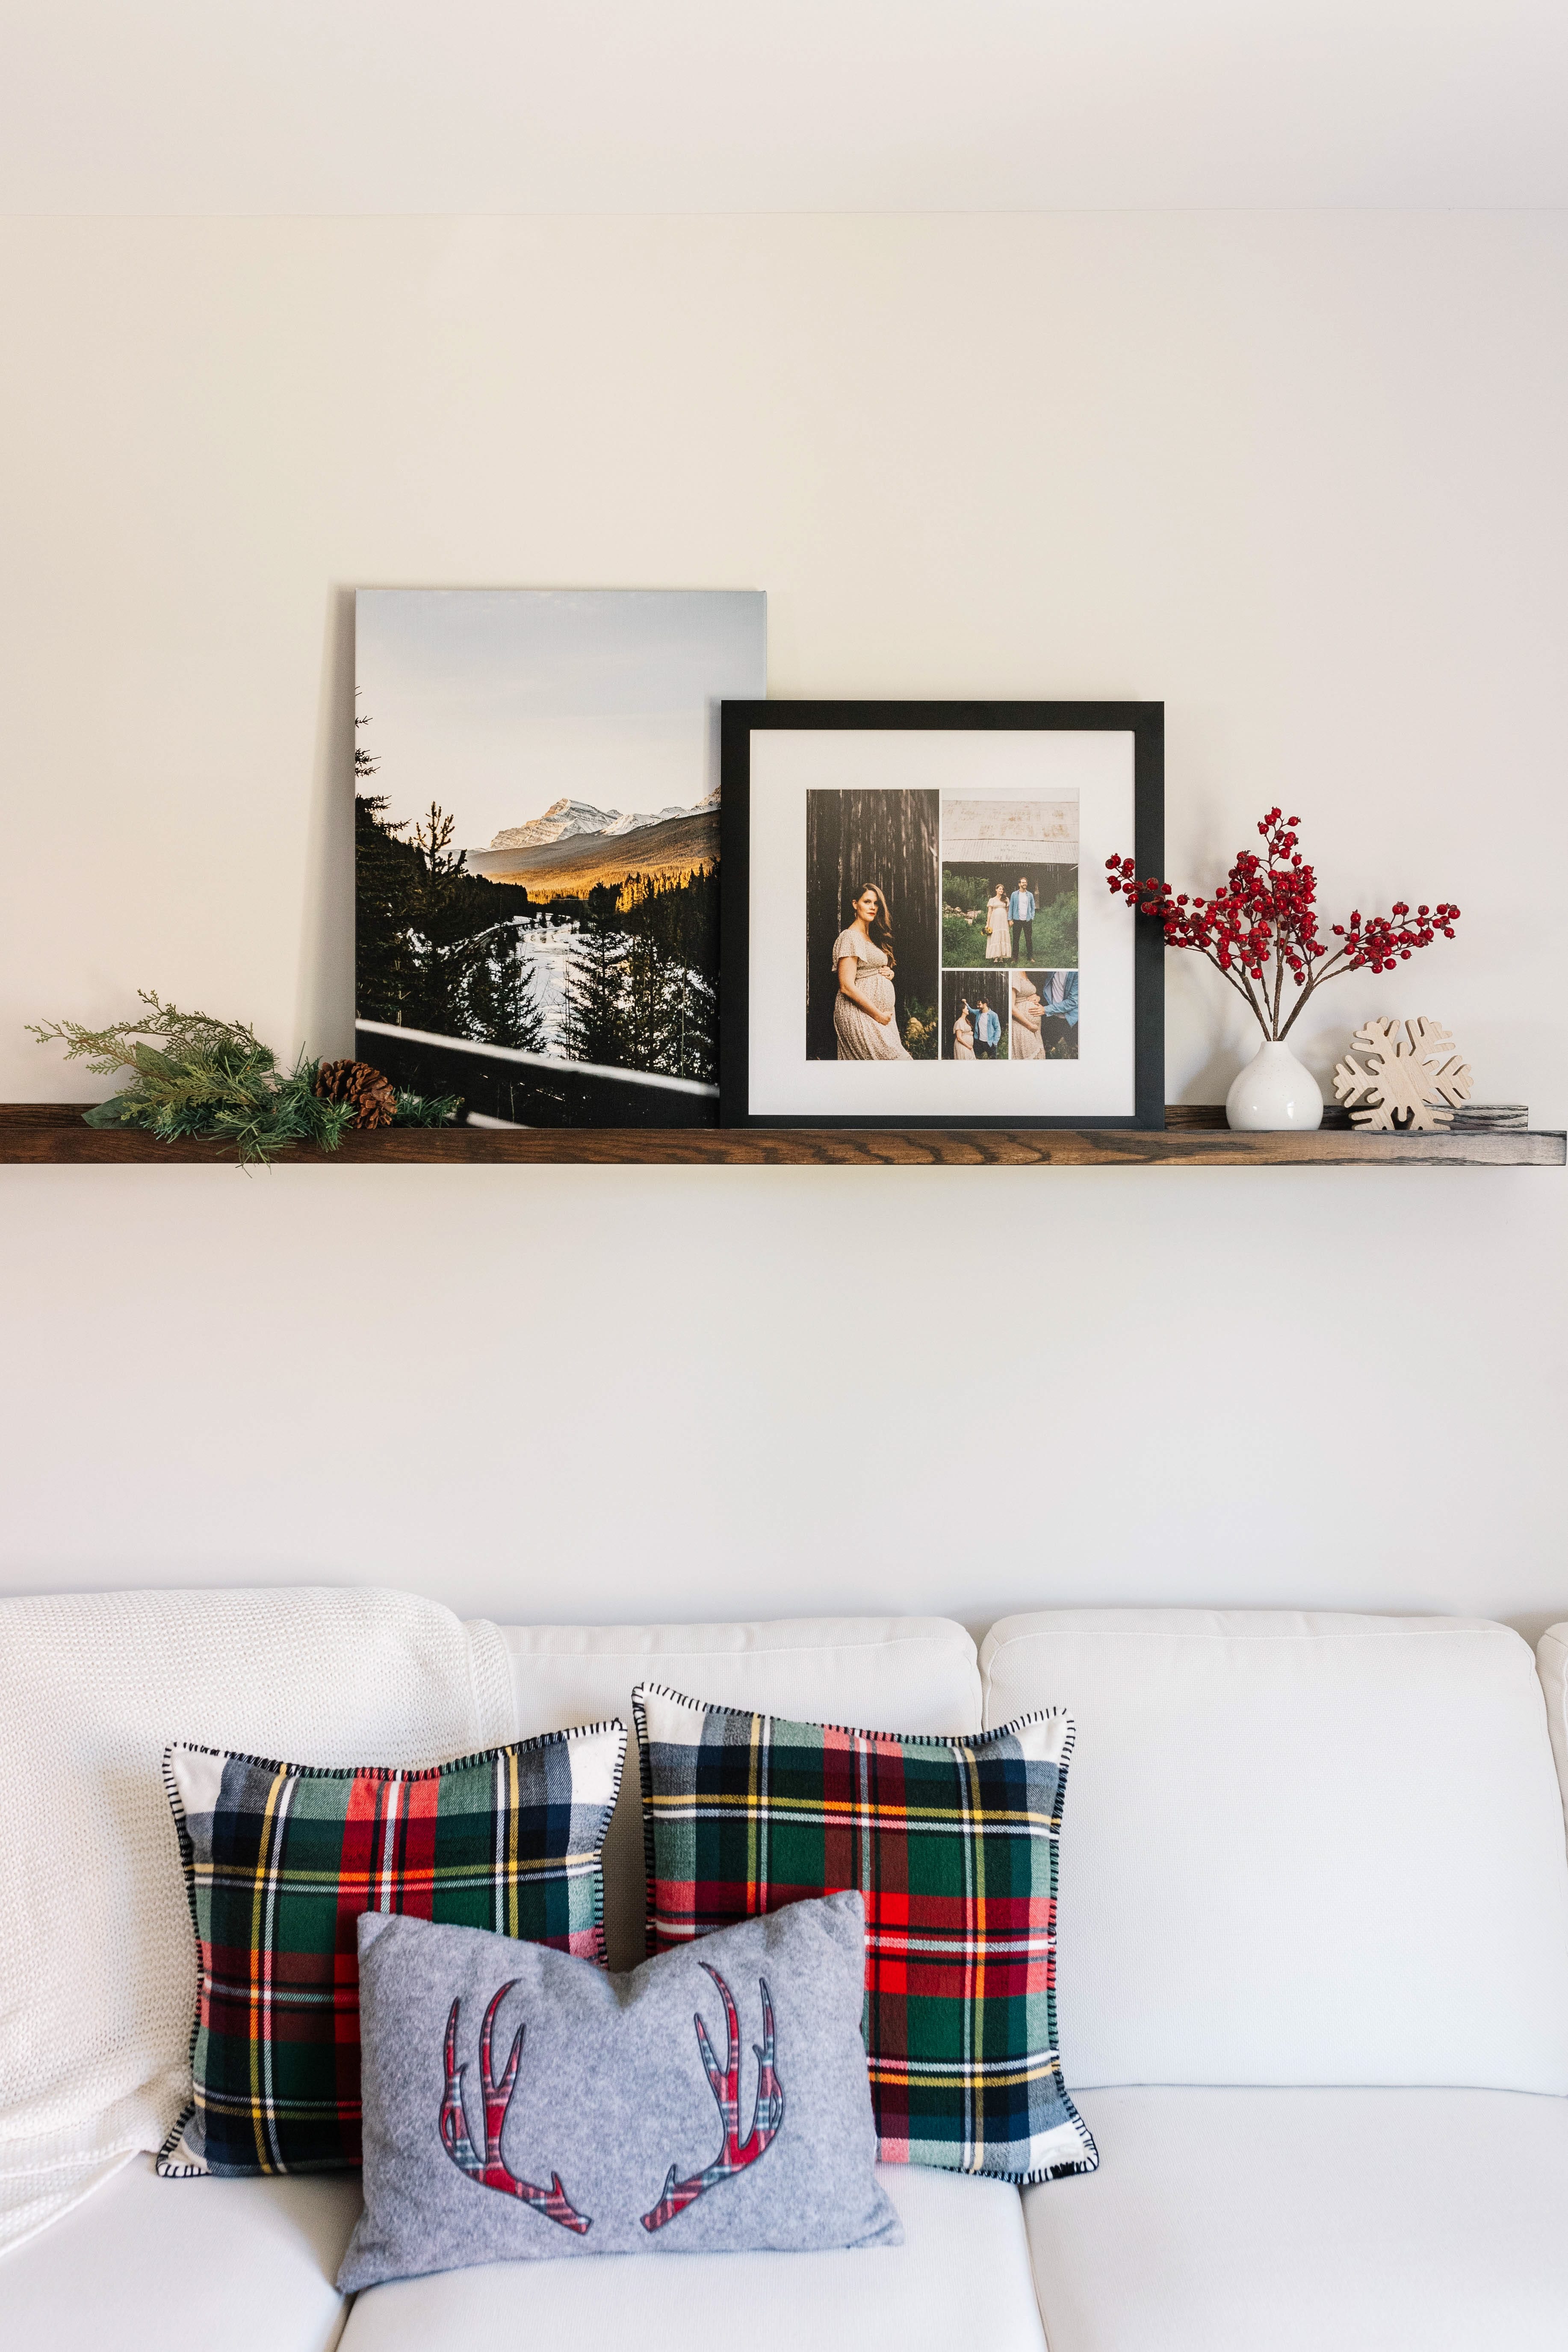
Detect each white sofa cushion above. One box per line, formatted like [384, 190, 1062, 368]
[0, 1587, 511, 2252]
[337, 2162, 1042, 2351]
[980, 1608, 1568, 2090]
[1023, 2084, 1568, 2352]
[499, 1618, 980, 1969]
[0, 2153, 360, 2352]
[1536, 1622, 1568, 1844]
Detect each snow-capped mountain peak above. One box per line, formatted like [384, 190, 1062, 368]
[601, 803, 689, 836]
[489, 798, 620, 850]
[489, 793, 705, 850]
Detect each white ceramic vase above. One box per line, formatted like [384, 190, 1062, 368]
[1225, 1037, 1324, 1132]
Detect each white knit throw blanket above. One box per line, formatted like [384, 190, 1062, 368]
[0, 1587, 512, 2257]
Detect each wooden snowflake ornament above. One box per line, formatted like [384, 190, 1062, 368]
[1332, 1017, 1474, 1132]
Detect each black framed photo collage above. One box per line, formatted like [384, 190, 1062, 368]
[720, 700, 1164, 1130]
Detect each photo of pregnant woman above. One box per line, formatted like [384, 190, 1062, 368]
[831, 884, 912, 1061]
[1011, 968, 1080, 1061]
[805, 788, 939, 1061]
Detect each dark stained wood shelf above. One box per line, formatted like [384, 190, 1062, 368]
[1, 1104, 1561, 1167]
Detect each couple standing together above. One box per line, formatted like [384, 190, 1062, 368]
[951, 997, 1001, 1060]
[984, 877, 1036, 962]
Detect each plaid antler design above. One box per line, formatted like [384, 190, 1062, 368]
[640, 1965, 783, 2231]
[440, 1985, 591, 2234]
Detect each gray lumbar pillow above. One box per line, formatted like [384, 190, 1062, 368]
[339, 1888, 901, 2286]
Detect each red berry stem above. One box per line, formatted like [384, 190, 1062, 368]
[1104, 810, 1459, 1043]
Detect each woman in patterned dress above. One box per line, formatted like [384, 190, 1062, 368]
[985, 886, 1013, 961]
[951, 996, 975, 1060]
[833, 885, 913, 1061]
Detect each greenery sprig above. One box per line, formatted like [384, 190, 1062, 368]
[29, 992, 458, 1166]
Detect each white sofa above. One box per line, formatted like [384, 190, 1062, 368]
[5, 1597, 1568, 2350]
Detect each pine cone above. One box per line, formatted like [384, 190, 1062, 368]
[314, 1058, 399, 1129]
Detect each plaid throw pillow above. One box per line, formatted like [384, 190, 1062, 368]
[160, 1725, 624, 2178]
[633, 1686, 1096, 2185]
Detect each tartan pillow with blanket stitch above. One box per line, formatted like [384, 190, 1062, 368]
[633, 1685, 1096, 2186]
[161, 1723, 625, 2177]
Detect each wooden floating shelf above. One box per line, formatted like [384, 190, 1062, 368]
[1, 1104, 1561, 1168]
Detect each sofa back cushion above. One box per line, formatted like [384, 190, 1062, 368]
[499, 1617, 981, 1969]
[981, 1608, 1568, 2092]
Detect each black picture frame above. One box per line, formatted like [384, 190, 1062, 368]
[719, 699, 1164, 1129]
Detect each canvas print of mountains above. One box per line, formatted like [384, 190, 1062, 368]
[354, 589, 765, 1127]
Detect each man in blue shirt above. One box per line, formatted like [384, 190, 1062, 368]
[1009, 876, 1036, 960]
[975, 999, 1001, 1058]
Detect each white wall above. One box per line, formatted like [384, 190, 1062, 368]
[1, 215, 1564, 1637]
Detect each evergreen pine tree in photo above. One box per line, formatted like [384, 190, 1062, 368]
[562, 886, 630, 1067]
[354, 792, 421, 1027]
[462, 920, 548, 1054]
[356, 786, 544, 1051]
[621, 928, 677, 1076]
[616, 865, 720, 1083]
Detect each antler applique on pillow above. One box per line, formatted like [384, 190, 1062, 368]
[641, 1965, 784, 2232]
[440, 1985, 591, 2234]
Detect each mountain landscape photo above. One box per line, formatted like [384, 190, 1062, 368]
[352, 588, 764, 1128]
